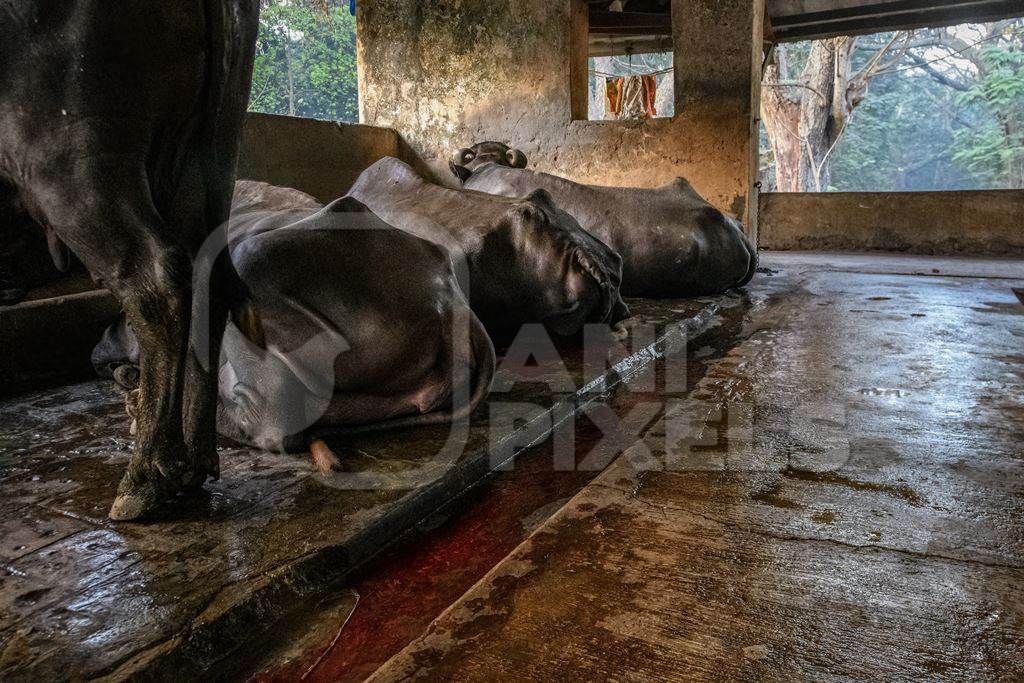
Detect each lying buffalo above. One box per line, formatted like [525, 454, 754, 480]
[1, 1, 261, 520]
[348, 157, 629, 339]
[94, 181, 495, 453]
[450, 142, 757, 298]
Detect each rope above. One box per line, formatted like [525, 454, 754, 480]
[589, 66, 674, 78]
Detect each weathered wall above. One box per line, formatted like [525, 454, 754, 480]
[0, 290, 120, 396]
[760, 191, 1024, 256]
[238, 112, 426, 202]
[356, 0, 763, 235]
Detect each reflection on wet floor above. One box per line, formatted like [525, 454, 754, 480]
[315, 253, 1024, 682]
[3, 252, 1024, 681]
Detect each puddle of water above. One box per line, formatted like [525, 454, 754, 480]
[857, 388, 910, 398]
[751, 481, 804, 510]
[782, 466, 924, 507]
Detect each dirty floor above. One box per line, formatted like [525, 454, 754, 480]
[364, 252, 1024, 681]
[0, 290, 715, 680]
[3, 251, 1023, 681]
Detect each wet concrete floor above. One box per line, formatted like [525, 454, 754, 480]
[0, 289, 717, 679]
[360, 252, 1024, 681]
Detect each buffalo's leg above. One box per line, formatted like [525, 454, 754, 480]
[181, 250, 234, 488]
[37, 179, 194, 520]
[107, 241, 193, 520]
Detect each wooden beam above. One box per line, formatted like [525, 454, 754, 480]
[589, 34, 674, 56]
[589, 10, 673, 36]
[769, 0, 1024, 42]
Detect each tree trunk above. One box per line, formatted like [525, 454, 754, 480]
[284, 39, 297, 117]
[762, 37, 859, 192]
[761, 49, 802, 192]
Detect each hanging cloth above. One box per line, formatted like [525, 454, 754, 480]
[619, 75, 645, 119]
[642, 74, 658, 118]
[604, 75, 659, 121]
[605, 77, 624, 118]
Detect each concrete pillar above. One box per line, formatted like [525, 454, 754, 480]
[356, 0, 764, 242]
[674, 0, 764, 243]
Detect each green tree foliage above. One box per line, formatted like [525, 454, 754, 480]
[761, 20, 1024, 191]
[830, 67, 973, 191]
[951, 46, 1024, 188]
[249, 0, 358, 123]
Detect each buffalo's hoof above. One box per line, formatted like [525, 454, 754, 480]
[181, 471, 208, 492]
[108, 481, 161, 522]
[113, 364, 141, 390]
[182, 457, 217, 491]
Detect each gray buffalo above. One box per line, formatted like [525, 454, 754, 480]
[1, 1, 261, 520]
[94, 181, 496, 454]
[348, 157, 629, 339]
[450, 142, 757, 298]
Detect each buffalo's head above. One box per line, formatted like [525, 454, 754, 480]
[490, 189, 628, 337]
[450, 141, 527, 183]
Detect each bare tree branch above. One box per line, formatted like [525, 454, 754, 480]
[904, 52, 971, 91]
[763, 81, 827, 104]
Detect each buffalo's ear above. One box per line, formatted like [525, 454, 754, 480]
[526, 188, 555, 208]
[46, 230, 72, 272]
[506, 148, 528, 169]
[454, 147, 475, 163]
[573, 247, 605, 286]
[449, 160, 472, 184]
[324, 196, 369, 213]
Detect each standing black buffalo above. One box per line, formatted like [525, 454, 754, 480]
[0, 1, 261, 520]
[451, 142, 757, 298]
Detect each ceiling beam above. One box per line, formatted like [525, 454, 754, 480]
[769, 0, 1024, 41]
[589, 10, 673, 36]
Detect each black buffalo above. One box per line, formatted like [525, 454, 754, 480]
[348, 157, 630, 340]
[95, 181, 495, 454]
[451, 142, 757, 298]
[0, 1, 261, 520]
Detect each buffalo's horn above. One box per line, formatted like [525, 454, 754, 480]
[506, 148, 528, 169]
[452, 147, 475, 166]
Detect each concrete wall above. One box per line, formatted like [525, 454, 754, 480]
[356, 0, 764, 236]
[0, 290, 121, 396]
[760, 190, 1024, 256]
[237, 112, 427, 201]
